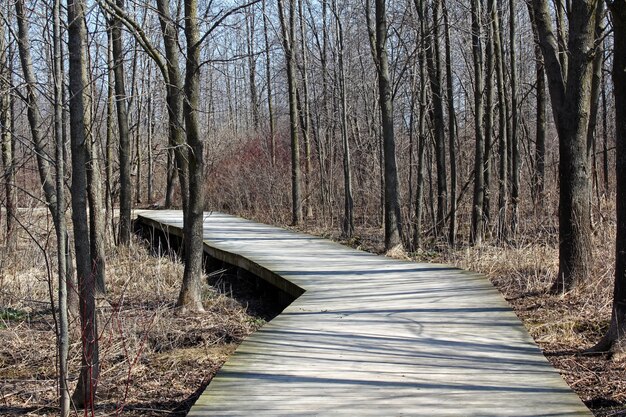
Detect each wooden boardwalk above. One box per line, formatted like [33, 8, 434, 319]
[135, 210, 590, 416]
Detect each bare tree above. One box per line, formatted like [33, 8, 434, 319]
[368, 0, 403, 251]
[53, 0, 70, 412]
[0, 13, 15, 250]
[531, 0, 599, 291]
[176, 0, 206, 312]
[470, 0, 485, 245]
[277, 0, 303, 225]
[425, 0, 447, 238]
[333, 0, 353, 238]
[110, 0, 132, 245]
[589, 0, 626, 359]
[68, 0, 100, 407]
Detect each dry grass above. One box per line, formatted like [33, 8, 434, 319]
[0, 212, 264, 416]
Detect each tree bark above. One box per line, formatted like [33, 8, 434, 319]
[528, 5, 546, 204]
[509, 0, 520, 234]
[15, 0, 59, 223]
[68, 0, 99, 407]
[176, 0, 206, 313]
[371, 0, 403, 251]
[484, 0, 496, 227]
[589, 0, 626, 359]
[110, 0, 132, 245]
[470, 0, 485, 245]
[262, 0, 276, 165]
[246, 11, 260, 130]
[0, 20, 15, 251]
[442, 0, 457, 245]
[53, 0, 70, 412]
[333, 0, 353, 238]
[156, 0, 190, 213]
[531, 0, 596, 292]
[277, 0, 303, 225]
[298, 0, 313, 219]
[425, 0, 447, 239]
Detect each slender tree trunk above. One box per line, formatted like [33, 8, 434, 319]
[262, 0, 276, 165]
[590, 1, 626, 359]
[528, 5, 546, 204]
[52, 1, 69, 413]
[495, 0, 508, 240]
[15, 0, 59, 223]
[369, 0, 403, 251]
[278, 0, 303, 225]
[298, 0, 313, 219]
[586, 1, 605, 204]
[425, 0, 447, 239]
[333, 0, 353, 238]
[105, 28, 115, 239]
[484, 0, 496, 227]
[602, 52, 609, 195]
[413, 0, 427, 250]
[442, 0, 457, 245]
[176, 0, 205, 313]
[110, 0, 132, 245]
[156, 0, 189, 214]
[146, 68, 154, 204]
[68, 0, 99, 407]
[470, 0, 485, 245]
[246, 12, 260, 130]
[509, 0, 520, 234]
[0, 21, 15, 251]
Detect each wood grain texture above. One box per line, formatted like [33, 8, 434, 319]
[135, 210, 590, 416]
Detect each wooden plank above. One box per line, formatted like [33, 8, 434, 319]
[135, 210, 590, 416]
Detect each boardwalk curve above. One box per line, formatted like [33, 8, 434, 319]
[135, 210, 590, 416]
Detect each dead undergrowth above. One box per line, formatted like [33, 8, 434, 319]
[0, 214, 264, 416]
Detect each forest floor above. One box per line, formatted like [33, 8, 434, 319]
[0, 212, 276, 417]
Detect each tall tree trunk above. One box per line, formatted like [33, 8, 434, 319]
[110, 0, 132, 245]
[85, 113, 107, 295]
[298, 0, 313, 219]
[246, 11, 260, 130]
[484, 0, 496, 227]
[68, 0, 99, 407]
[0, 21, 15, 251]
[156, 0, 189, 213]
[52, 0, 70, 412]
[146, 67, 154, 204]
[528, 5, 546, 204]
[105, 28, 115, 238]
[277, 0, 303, 225]
[589, 0, 626, 359]
[15, 0, 59, 223]
[531, 0, 596, 291]
[262, 0, 276, 165]
[413, 3, 427, 250]
[586, 0, 605, 206]
[176, 0, 205, 312]
[334, 0, 353, 238]
[369, 0, 403, 251]
[509, 0, 520, 234]
[425, 0, 447, 239]
[442, 0, 457, 245]
[495, 0, 508, 240]
[470, 0, 485, 245]
[602, 51, 609, 195]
